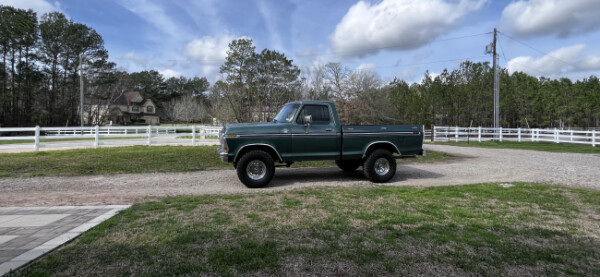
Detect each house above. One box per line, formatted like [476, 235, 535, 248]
[109, 91, 159, 125]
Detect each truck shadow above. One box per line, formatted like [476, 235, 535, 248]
[267, 166, 444, 188]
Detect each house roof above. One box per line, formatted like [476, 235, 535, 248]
[114, 91, 145, 105]
[141, 99, 155, 106]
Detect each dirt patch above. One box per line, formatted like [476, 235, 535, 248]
[1, 145, 599, 206]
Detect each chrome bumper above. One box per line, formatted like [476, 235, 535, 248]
[217, 147, 228, 162]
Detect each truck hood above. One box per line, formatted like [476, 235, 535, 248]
[224, 122, 282, 135]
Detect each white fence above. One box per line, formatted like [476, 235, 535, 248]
[0, 125, 221, 152]
[432, 126, 597, 147]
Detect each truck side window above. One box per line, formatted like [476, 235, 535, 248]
[296, 105, 331, 124]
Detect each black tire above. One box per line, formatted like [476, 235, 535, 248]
[335, 159, 362, 172]
[236, 150, 275, 188]
[363, 149, 396, 183]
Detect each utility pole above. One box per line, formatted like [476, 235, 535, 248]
[79, 53, 84, 127]
[492, 28, 500, 131]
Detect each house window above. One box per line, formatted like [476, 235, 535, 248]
[147, 106, 154, 113]
[132, 106, 139, 112]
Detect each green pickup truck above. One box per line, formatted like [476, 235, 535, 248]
[218, 100, 424, 188]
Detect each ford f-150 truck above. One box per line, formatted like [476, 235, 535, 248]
[218, 100, 424, 188]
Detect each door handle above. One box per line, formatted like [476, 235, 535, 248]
[325, 129, 333, 132]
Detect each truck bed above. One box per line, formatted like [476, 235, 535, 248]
[340, 124, 423, 160]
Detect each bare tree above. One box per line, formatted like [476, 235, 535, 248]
[163, 94, 206, 124]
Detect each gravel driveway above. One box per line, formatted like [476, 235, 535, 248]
[1, 144, 599, 206]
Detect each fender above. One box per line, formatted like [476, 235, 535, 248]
[362, 141, 401, 158]
[234, 143, 283, 163]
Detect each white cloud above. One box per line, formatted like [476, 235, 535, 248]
[117, 0, 186, 40]
[122, 52, 149, 68]
[257, 0, 284, 52]
[501, 0, 600, 38]
[184, 34, 241, 79]
[355, 63, 376, 73]
[395, 67, 421, 83]
[330, 0, 487, 57]
[506, 44, 600, 76]
[184, 35, 235, 63]
[159, 69, 182, 79]
[0, 0, 63, 16]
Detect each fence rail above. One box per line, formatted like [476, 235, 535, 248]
[432, 126, 597, 147]
[0, 125, 221, 151]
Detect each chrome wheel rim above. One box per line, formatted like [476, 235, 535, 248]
[374, 158, 390, 176]
[247, 160, 267, 180]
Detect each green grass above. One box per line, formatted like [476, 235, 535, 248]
[15, 183, 600, 276]
[0, 146, 452, 178]
[436, 141, 600, 154]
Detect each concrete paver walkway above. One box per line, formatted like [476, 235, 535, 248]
[0, 205, 129, 276]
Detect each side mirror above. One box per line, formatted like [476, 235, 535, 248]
[303, 115, 312, 125]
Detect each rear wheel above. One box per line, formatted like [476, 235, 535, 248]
[335, 159, 362, 172]
[363, 149, 396, 183]
[236, 150, 275, 188]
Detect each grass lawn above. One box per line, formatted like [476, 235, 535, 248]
[0, 146, 452, 178]
[15, 183, 600, 276]
[435, 141, 600, 154]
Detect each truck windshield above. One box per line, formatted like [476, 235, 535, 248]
[273, 103, 300, 123]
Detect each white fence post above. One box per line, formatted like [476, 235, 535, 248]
[201, 127, 206, 140]
[34, 125, 40, 152]
[518, 128, 521, 143]
[570, 130, 573, 142]
[499, 127, 503, 142]
[455, 126, 459, 142]
[593, 130, 596, 147]
[147, 125, 152, 147]
[192, 126, 196, 146]
[555, 128, 559, 143]
[94, 125, 100, 149]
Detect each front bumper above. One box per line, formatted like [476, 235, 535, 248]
[217, 147, 229, 162]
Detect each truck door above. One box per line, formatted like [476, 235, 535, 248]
[291, 104, 339, 160]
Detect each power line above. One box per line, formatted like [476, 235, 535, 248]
[498, 31, 583, 71]
[498, 37, 551, 76]
[344, 55, 490, 74]
[123, 32, 494, 76]
[296, 32, 492, 59]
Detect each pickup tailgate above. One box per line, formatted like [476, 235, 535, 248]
[341, 125, 423, 159]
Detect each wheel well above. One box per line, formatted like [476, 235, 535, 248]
[364, 142, 400, 158]
[234, 145, 281, 164]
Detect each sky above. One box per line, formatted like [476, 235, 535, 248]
[3, 0, 600, 84]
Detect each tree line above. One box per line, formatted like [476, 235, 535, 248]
[1, 5, 599, 129]
[217, 39, 599, 129]
[333, 61, 600, 129]
[0, 6, 208, 127]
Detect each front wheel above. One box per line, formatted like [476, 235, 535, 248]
[363, 149, 396, 183]
[236, 150, 275, 188]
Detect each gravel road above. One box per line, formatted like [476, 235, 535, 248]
[1, 144, 598, 206]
